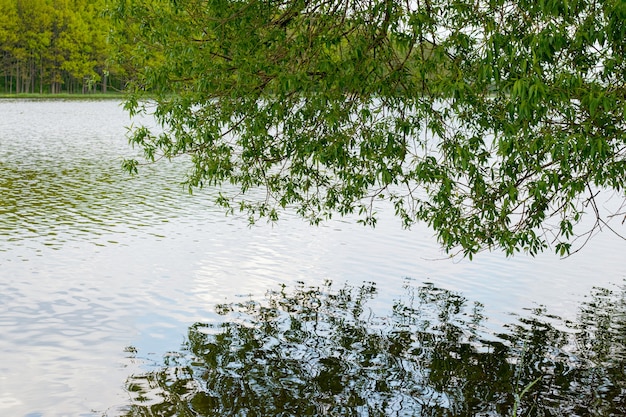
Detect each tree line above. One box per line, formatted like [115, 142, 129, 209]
[0, 0, 125, 94]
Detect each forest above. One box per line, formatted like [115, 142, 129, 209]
[0, 0, 124, 94]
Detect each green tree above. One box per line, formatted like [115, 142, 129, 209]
[0, 0, 19, 92]
[53, 0, 97, 92]
[86, 0, 118, 92]
[111, 0, 626, 257]
[46, 0, 116, 93]
[2, 0, 54, 93]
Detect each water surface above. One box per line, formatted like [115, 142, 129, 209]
[0, 100, 624, 416]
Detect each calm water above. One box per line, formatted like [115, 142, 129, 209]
[0, 100, 624, 416]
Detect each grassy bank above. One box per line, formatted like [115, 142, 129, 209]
[0, 92, 127, 100]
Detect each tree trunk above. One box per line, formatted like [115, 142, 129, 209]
[30, 57, 35, 93]
[39, 55, 43, 94]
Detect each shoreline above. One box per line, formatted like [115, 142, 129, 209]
[0, 93, 126, 100]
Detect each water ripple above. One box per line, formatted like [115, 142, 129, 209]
[0, 100, 224, 254]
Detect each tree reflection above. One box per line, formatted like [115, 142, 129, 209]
[119, 281, 626, 416]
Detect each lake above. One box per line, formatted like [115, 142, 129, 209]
[0, 99, 624, 416]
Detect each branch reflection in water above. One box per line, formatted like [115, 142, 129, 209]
[119, 281, 626, 416]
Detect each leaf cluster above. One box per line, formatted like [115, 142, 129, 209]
[112, 0, 626, 256]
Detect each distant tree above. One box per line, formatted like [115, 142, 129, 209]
[0, 0, 118, 93]
[112, 0, 626, 257]
[0, 0, 20, 92]
[52, 0, 102, 93]
[0, 0, 54, 93]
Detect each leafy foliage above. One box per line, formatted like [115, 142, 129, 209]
[111, 0, 626, 256]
